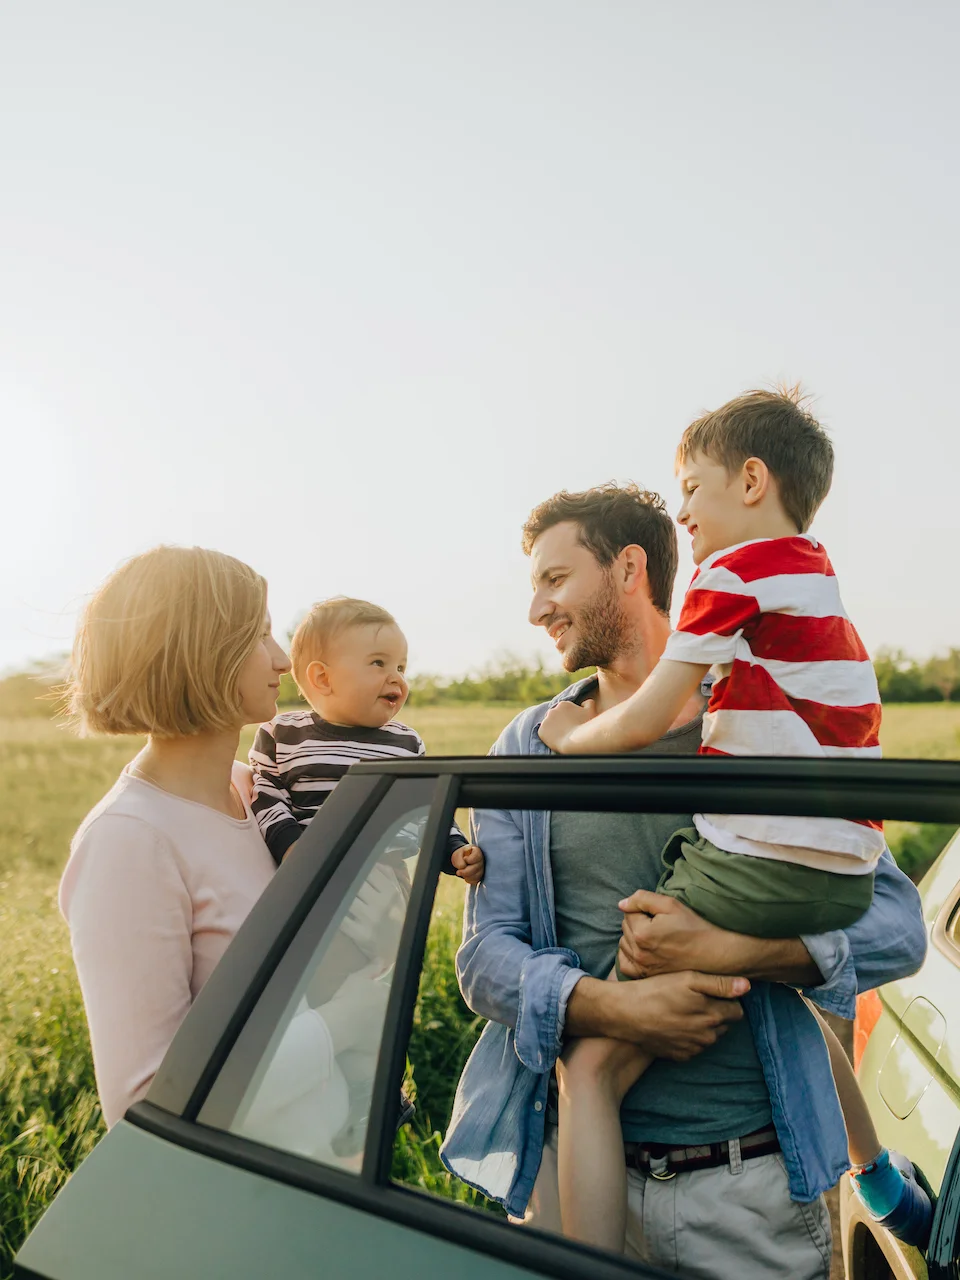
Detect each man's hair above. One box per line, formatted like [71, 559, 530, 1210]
[65, 545, 267, 737]
[291, 596, 397, 691]
[521, 482, 678, 615]
[676, 386, 833, 532]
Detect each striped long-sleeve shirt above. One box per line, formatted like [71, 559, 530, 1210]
[663, 534, 884, 875]
[250, 709, 468, 868]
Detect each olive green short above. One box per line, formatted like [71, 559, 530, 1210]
[654, 826, 874, 939]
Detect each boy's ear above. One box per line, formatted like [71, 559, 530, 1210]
[617, 543, 649, 597]
[304, 659, 332, 696]
[742, 457, 772, 508]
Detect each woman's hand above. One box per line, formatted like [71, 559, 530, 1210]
[339, 864, 406, 967]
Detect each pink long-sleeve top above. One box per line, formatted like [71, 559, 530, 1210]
[59, 762, 276, 1128]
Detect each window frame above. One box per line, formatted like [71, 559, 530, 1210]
[128, 755, 960, 1280]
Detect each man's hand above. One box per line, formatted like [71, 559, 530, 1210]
[565, 970, 750, 1061]
[617, 889, 824, 987]
[451, 844, 485, 885]
[538, 699, 597, 753]
[617, 890, 740, 979]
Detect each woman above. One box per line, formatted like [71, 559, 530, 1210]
[60, 545, 290, 1128]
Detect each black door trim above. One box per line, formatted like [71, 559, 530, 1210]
[364, 773, 460, 1186]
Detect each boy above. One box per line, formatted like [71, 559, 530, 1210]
[250, 596, 484, 883]
[538, 388, 931, 1254]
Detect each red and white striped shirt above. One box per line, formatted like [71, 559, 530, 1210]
[663, 536, 884, 875]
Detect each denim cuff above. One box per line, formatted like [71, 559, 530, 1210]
[514, 947, 584, 1074]
[799, 928, 857, 1020]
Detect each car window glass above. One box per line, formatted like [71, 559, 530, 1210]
[205, 794, 430, 1175]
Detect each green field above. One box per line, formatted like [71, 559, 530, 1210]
[1, 701, 959, 1276]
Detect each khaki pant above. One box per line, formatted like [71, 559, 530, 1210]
[513, 1127, 832, 1280]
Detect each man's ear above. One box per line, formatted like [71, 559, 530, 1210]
[617, 543, 649, 597]
[742, 457, 772, 508]
[305, 659, 332, 697]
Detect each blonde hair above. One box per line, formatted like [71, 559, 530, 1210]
[65, 545, 267, 737]
[291, 597, 396, 691]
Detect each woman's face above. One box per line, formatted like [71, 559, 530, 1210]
[237, 612, 290, 725]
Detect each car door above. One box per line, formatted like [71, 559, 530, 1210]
[14, 769, 661, 1280]
[16, 756, 960, 1280]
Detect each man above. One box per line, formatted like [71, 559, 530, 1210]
[440, 482, 926, 1280]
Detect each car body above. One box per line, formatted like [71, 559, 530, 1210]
[15, 755, 960, 1280]
[842, 825, 960, 1280]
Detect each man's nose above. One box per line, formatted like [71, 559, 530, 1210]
[528, 589, 552, 628]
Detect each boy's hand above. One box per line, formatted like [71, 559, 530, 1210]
[451, 844, 485, 885]
[537, 699, 598, 753]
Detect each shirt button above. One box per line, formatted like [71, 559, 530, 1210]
[534, 1101, 543, 1112]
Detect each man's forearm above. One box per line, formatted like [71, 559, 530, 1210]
[728, 934, 823, 987]
[565, 976, 622, 1038]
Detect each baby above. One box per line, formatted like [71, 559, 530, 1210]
[250, 595, 484, 883]
[539, 387, 931, 1254]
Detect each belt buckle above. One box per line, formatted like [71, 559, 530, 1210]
[648, 1154, 676, 1181]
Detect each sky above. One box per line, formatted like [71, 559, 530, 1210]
[1, 1, 957, 679]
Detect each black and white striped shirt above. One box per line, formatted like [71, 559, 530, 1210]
[250, 709, 467, 867]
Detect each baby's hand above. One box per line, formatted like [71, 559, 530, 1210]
[451, 844, 485, 885]
[537, 698, 597, 753]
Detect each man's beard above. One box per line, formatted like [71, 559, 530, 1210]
[562, 572, 634, 672]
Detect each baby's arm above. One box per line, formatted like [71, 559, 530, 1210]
[249, 723, 305, 864]
[539, 659, 709, 755]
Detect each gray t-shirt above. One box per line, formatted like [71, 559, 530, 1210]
[549, 704, 772, 1145]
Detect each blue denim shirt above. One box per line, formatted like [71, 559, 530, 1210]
[440, 680, 927, 1217]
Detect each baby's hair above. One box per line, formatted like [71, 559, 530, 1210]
[676, 384, 834, 532]
[64, 545, 267, 737]
[291, 597, 397, 691]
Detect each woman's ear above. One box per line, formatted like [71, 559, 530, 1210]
[742, 457, 772, 508]
[305, 659, 331, 697]
[618, 543, 649, 597]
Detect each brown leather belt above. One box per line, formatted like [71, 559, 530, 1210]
[623, 1124, 780, 1179]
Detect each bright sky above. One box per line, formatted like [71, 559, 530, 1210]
[1, 2, 957, 679]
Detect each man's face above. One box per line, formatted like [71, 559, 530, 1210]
[527, 521, 630, 671]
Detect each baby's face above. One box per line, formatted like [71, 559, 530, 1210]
[318, 622, 410, 728]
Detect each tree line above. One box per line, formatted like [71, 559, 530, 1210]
[0, 648, 958, 719]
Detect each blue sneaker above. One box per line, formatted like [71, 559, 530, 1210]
[851, 1150, 933, 1251]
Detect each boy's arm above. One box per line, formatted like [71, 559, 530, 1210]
[538, 659, 709, 754]
[249, 724, 304, 865]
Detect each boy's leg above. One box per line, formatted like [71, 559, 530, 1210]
[555, 972, 653, 1252]
[807, 1002, 932, 1247]
[805, 1002, 880, 1165]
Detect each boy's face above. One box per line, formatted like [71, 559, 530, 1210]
[676, 451, 746, 564]
[308, 622, 410, 728]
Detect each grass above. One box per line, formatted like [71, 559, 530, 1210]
[0, 700, 958, 1276]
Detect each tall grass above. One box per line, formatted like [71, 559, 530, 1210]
[1, 703, 958, 1276]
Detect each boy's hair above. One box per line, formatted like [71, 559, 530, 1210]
[65, 545, 267, 738]
[676, 386, 833, 532]
[291, 597, 397, 690]
[521, 482, 678, 616]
